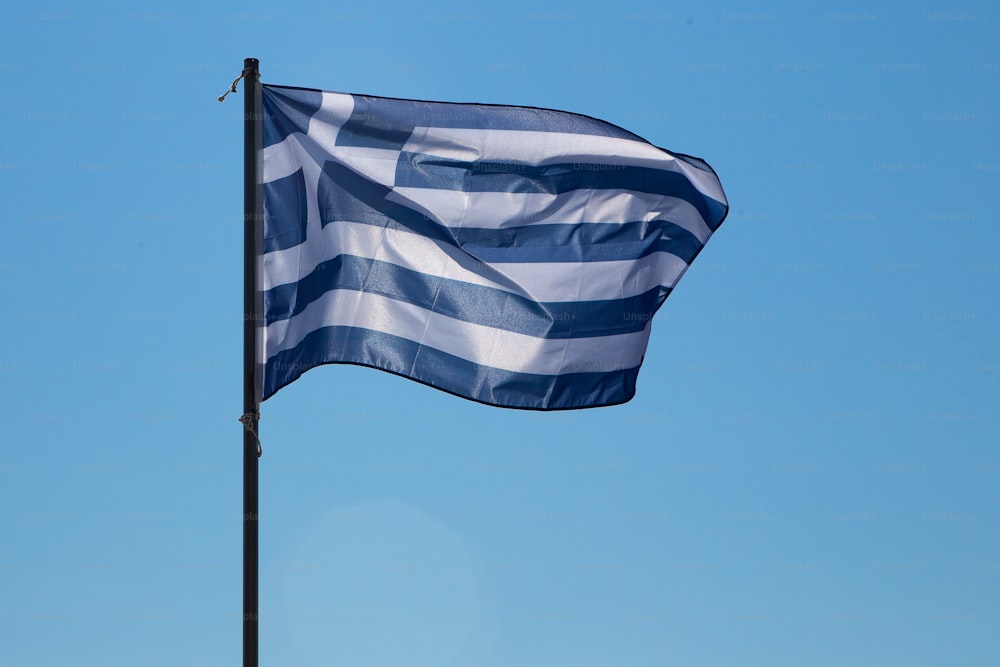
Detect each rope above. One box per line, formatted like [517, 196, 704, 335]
[239, 411, 262, 457]
[218, 69, 246, 103]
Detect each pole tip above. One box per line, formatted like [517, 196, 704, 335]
[244, 57, 259, 70]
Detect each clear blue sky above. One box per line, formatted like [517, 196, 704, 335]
[2, 1, 998, 665]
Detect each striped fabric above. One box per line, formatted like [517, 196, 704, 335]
[259, 84, 728, 410]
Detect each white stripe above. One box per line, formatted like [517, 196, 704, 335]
[401, 127, 727, 204]
[387, 187, 714, 243]
[263, 288, 650, 375]
[260, 219, 688, 301]
[263, 134, 399, 188]
[262, 134, 313, 183]
[306, 92, 354, 147]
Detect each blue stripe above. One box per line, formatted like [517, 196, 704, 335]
[334, 93, 644, 151]
[264, 254, 668, 337]
[393, 153, 728, 231]
[453, 221, 703, 264]
[263, 168, 308, 253]
[313, 160, 705, 263]
[262, 325, 640, 409]
[262, 86, 322, 149]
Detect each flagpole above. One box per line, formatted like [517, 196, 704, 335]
[242, 56, 262, 667]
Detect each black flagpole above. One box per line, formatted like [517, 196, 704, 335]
[242, 56, 262, 667]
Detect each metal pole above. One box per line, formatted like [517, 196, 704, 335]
[242, 56, 262, 667]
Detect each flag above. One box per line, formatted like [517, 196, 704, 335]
[259, 84, 728, 410]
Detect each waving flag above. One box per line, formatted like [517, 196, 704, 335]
[259, 84, 728, 409]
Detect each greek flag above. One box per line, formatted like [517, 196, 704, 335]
[259, 84, 728, 410]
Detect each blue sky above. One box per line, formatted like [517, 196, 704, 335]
[1, 1, 998, 665]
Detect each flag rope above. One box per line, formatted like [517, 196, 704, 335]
[218, 69, 247, 103]
[239, 412, 262, 457]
